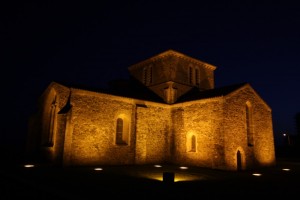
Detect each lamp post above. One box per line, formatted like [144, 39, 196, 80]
[283, 133, 291, 146]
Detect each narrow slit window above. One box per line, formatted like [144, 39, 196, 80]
[246, 102, 254, 146]
[189, 67, 193, 84]
[149, 66, 152, 84]
[116, 118, 124, 144]
[44, 95, 57, 147]
[191, 135, 196, 152]
[195, 68, 199, 85]
[143, 68, 148, 85]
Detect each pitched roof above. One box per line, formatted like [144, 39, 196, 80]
[176, 82, 248, 103]
[104, 77, 165, 103]
[67, 79, 248, 104]
[102, 80, 249, 104]
[128, 49, 217, 71]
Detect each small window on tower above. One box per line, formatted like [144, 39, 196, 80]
[189, 67, 193, 84]
[195, 68, 200, 86]
[143, 68, 148, 85]
[143, 66, 152, 86]
[149, 66, 152, 84]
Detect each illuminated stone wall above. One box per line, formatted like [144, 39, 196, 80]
[223, 86, 276, 170]
[28, 82, 276, 170]
[65, 90, 136, 166]
[37, 82, 69, 163]
[129, 51, 215, 90]
[135, 105, 170, 164]
[27, 50, 276, 171]
[128, 50, 216, 103]
[172, 99, 226, 169]
[62, 93, 172, 166]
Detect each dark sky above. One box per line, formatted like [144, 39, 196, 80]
[1, 0, 300, 151]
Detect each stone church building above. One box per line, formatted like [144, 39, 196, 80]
[27, 50, 276, 171]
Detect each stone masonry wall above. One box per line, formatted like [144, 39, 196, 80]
[38, 83, 69, 162]
[135, 105, 170, 164]
[173, 99, 225, 168]
[223, 86, 276, 170]
[68, 91, 136, 166]
[34, 82, 275, 171]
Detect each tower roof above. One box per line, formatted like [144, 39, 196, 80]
[128, 49, 217, 71]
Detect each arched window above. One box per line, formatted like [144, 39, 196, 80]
[143, 66, 152, 86]
[188, 66, 200, 86]
[116, 118, 124, 144]
[48, 100, 56, 145]
[246, 102, 254, 146]
[237, 150, 242, 171]
[189, 67, 193, 84]
[190, 135, 196, 152]
[195, 68, 200, 85]
[43, 94, 57, 147]
[115, 116, 130, 145]
[149, 66, 152, 84]
[143, 68, 148, 85]
[187, 134, 196, 152]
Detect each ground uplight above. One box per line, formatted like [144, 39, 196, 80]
[24, 164, 34, 168]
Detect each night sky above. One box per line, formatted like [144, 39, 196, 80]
[2, 0, 300, 153]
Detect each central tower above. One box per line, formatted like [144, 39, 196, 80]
[128, 50, 217, 104]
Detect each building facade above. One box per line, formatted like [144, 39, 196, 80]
[27, 50, 276, 170]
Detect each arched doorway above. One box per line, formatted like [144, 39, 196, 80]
[236, 150, 242, 171]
